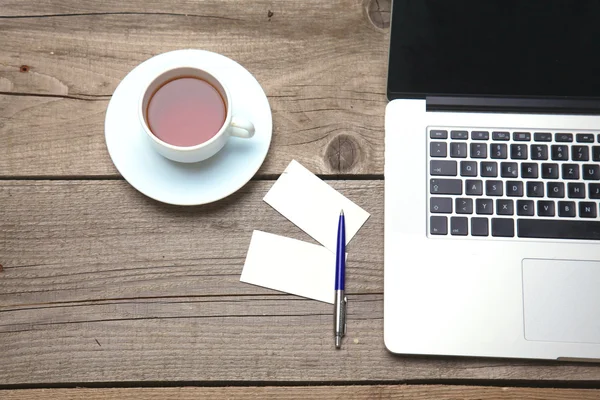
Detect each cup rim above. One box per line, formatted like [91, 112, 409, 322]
[138, 66, 232, 152]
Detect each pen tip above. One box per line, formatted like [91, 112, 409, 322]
[335, 336, 342, 349]
[340, 209, 344, 216]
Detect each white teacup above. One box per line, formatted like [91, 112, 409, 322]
[139, 66, 255, 163]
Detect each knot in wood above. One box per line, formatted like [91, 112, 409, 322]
[326, 134, 359, 173]
[367, 0, 391, 30]
[19, 65, 30, 73]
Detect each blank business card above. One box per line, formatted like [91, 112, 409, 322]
[240, 230, 335, 303]
[263, 160, 370, 253]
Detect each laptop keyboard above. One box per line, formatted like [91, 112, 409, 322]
[428, 128, 600, 240]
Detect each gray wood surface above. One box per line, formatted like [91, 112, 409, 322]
[4, 385, 600, 400]
[0, 0, 386, 177]
[2, 180, 600, 385]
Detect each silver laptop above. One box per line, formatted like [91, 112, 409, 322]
[384, 0, 600, 361]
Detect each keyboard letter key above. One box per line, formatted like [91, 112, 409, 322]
[486, 180, 503, 196]
[579, 202, 597, 218]
[583, 164, 600, 180]
[590, 183, 600, 199]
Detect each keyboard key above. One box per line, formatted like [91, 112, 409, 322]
[492, 218, 514, 237]
[430, 197, 452, 213]
[430, 179, 462, 195]
[579, 202, 597, 218]
[481, 162, 498, 177]
[465, 180, 483, 196]
[511, 144, 528, 160]
[518, 219, 600, 240]
[534, 132, 552, 142]
[567, 182, 585, 199]
[450, 142, 467, 158]
[551, 145, 569, 160]
[430, 142, 447, 157]
[430, 160, 457, 176]
[476, 199, 493, 215]
[471, 217, 489, 236]
[500, 162, 518, 178]
[561, 164, 580, 180]
[430, 130, 448, 139]
[496, 199, 514, 215]
[451, 130, 468, 140]
[521, 163, 538, 178]
[555, 133, 573, 142]
[537, 200, 555, 217]
[541, 163, 559, 179]
[455, 198, 473, 214]
[490, 143, 508, 159]
[486, 180, 503, 196]
[593, 146, 600, 161]
[558, 201, 576, 217]
[460, 161, 478, 177]
[547, 182, 565, 198]
[526, 181, 544, 197]
[576, 133, 595, 143]
[430, 216, 448, 235]
[506, 181, 524, 197]
[471, 131, 489, 140]
[583, 164, 600, 180]
[517, 200, 534, 216]
[513, 132, 531, 141]
[450, 217, 468, 236]
[590, 183, 600, 199]
[572, 146, 589, 161]
[470, 143, 487, 159]
[531, 144, 548, 160]
[492, 131, 510, 141]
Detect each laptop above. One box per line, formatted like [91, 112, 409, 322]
[384, 0, 600, 361]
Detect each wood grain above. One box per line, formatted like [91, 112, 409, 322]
[2, 181, 600, 385]
[0, 180, 382, 306]
[0, 0, 387, 177]
[3, 385, 600, 400]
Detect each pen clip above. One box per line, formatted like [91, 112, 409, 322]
[343, 296, 348, 335]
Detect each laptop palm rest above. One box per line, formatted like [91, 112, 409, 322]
[523, 259, 600, 346]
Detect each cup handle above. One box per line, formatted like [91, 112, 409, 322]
[229, 116, 255, 139]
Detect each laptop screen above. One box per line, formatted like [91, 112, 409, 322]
[387, 0, 600, 100]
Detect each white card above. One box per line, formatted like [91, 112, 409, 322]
[240, 230, 335, 303]
[263, 160, 370, 252]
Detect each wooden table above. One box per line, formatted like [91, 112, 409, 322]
[1, 1, 599, 399]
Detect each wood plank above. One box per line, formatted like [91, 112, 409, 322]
[2, 292, 600, 384]
[2, 181, 600, 384]
[3, 385, 600, 400]
[0, 180, 383, 306]
[0, 0, 387, 177]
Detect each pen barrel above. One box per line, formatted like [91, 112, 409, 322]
[334, 290, 346, 336]
[335, 214, 346, 290]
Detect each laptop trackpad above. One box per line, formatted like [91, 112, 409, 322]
[523, 259, 600, 344]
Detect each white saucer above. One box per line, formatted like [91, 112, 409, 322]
[105, 49, 272, 205]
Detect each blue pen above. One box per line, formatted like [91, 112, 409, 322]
[334, 210, 347, 349]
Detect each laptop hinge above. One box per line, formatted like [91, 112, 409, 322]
[427, 96, 600, 115]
